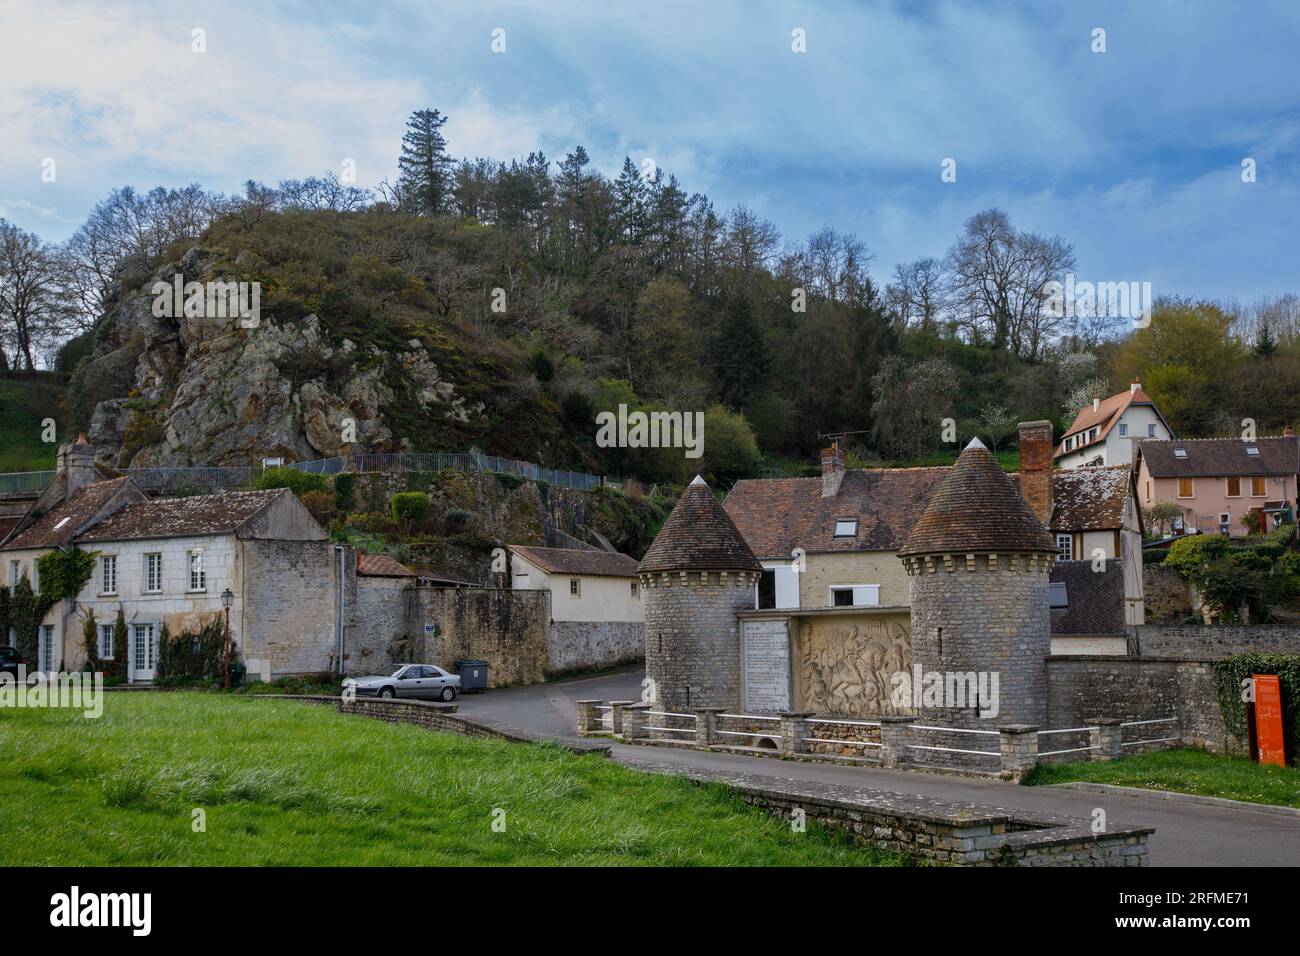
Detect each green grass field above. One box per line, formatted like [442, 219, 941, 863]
[1026, 748, 1300, 809]
[0, 375, 65, 472]
[0, 693, 898, 866]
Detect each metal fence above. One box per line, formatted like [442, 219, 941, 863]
[0, 451, 605, 496]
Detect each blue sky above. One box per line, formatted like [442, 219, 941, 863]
[2, 0, 1298, 303]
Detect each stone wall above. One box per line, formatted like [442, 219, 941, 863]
[240, 539, 346, 677]
[1046, 656, 1244, 755]
[641, 570, 758, 710]
[1134, 624, 1300, 660]
[348, 575, 413, 674]
[409, 587, 550, 687]
[546, 621, 643, 677]
[1143, 564, 1193, 623]
[905, 553, 1052, 728]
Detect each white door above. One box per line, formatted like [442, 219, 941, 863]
[132, 623, 157, 682]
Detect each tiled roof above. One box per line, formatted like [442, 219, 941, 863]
[1050, 559, 1126, 635]
[899, 439, 1056, 556]
[725, 468, 947, 558]
[510, 545, 640, 578]
[1, 477, 138, 550]
[1138, 436, 1300, 478]
[357, 552, 417, 577]
[1056, 384, 1165, 458]
[639, 476, 761, 574]
[78, 489, 287, 542]
[1050, 466, 1131, 532]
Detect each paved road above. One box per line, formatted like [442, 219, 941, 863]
[455, 666, 1300, 866]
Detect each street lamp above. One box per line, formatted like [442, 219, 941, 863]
[221, 588, 234, 689]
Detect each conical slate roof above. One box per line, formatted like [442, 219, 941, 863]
[898, 438, 1055, 556]
[638, 476, 763, 574]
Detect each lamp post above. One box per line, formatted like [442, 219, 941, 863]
[221, 587, 234, 689]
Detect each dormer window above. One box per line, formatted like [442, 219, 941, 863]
[833, 518, 858, 538]
[1173, 448, 1187, 459]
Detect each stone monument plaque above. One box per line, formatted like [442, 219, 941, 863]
[743, 619, 791, 712]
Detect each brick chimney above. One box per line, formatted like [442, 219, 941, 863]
[820, 443, 844, 498]
[56, 433, 96, 497]
[1092, 395, 1100, 412]
[1131, 377, 1142, 394]
[1017, 421, 1054, 526]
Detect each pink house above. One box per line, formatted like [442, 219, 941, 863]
[1136, 432, 1299, 537]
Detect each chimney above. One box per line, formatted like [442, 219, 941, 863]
[820, 443, 844, 498]
[1092, 395, 1100, 412]
[1130, 378, 1141, 394]
[1017, 421, 1054, 526]
[56, 433, 96, 497]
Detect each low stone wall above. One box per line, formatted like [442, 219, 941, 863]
[545, 621, 643, 677]
[1134, 624, 1300, 659]
[625, 760, 1151, 866]
[1047, 656, 1245, 756]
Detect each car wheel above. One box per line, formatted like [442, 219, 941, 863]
[379, 686, 396, 699]
[439, 686, 456, 702]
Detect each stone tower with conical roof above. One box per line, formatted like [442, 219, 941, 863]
[638, 475, 763, 710]
[898, 438, 1056, 728]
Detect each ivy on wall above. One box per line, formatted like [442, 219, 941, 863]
[1215, 652, 1300, 765]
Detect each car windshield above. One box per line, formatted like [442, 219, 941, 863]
[382, 665, 406, 677]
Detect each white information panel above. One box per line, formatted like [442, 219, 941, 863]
[742, 619, 791, 713]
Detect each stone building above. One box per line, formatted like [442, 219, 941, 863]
[898, 437, 1057, 728]
[638, 475, 762, 710]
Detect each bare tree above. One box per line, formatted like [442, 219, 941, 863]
[886, 256, 948, 331]
[0, 221, 74, 369]
[945, 208, 1074, 358]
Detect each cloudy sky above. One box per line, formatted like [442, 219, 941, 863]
[2, 0, 1297, 303]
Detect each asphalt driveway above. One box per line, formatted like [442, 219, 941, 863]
[454, 666, 1300, 867]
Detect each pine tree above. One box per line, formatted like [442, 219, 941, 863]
[1255, 322, 1278, 357]
[397, 109, 454, 215]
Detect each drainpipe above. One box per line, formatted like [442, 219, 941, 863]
[333, 545, 345, 675]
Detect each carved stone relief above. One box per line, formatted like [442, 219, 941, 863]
[794, 614, 913, 717]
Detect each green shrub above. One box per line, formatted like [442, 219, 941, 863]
[333, 473, 356, 512]
[391, 491, 430, 527]
[254, 466, 328, 496]
[444, 508, 473, 532]
[1163, 534, 1228, 579]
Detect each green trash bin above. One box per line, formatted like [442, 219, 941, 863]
[228, 662, 246, 688]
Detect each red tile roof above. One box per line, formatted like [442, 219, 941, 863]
[639, 477, 761, 574]
[1055, 383, 1166, 458]
[357, 552, 417, 577]
[899, 439, 1056, 556]
[509, 545, 639, 578]
[725, 467, 947, 559]
[78, 489, 289, 542]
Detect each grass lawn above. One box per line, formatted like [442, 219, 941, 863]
[0, 693, 898, 866]
[0, 376, 65, 473]
[1026, 748, 1300, 809]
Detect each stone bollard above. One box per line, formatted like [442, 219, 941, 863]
[879, 716, 914, 769]
[575, 699, 604, 736]
[998, 724, 1039, 782]
[779, 711, 813, 756]
[1087, 717, 1124, 761]
[694, 707, 725, 748]
[620, 702, 651, 742]
[608, 700, 636, 736]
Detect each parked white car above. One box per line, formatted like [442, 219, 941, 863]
[343, 664, 459, 701]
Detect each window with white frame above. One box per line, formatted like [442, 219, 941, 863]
[829, 584, 880, 608]
[39, 624, 55, 671]
[99, 555, 117, 595]
[630, 580, 639, 598]
[1056, 534, 1073, 561]
[144, 553, 162, 593]
[188, 551, 206, 592]
[8, 560, 19, 585]
[833, 518, 858, 538]
[1119, 423, 1128, 437]
[569, 578, 580, 597]
[1147, 423, 1157, 437]
[98, 623, 114, 659]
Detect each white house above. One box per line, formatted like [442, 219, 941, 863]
[1, 438, 331, 680]
[508, 545, 643, 624]
[1055, 380, 1174, 469]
